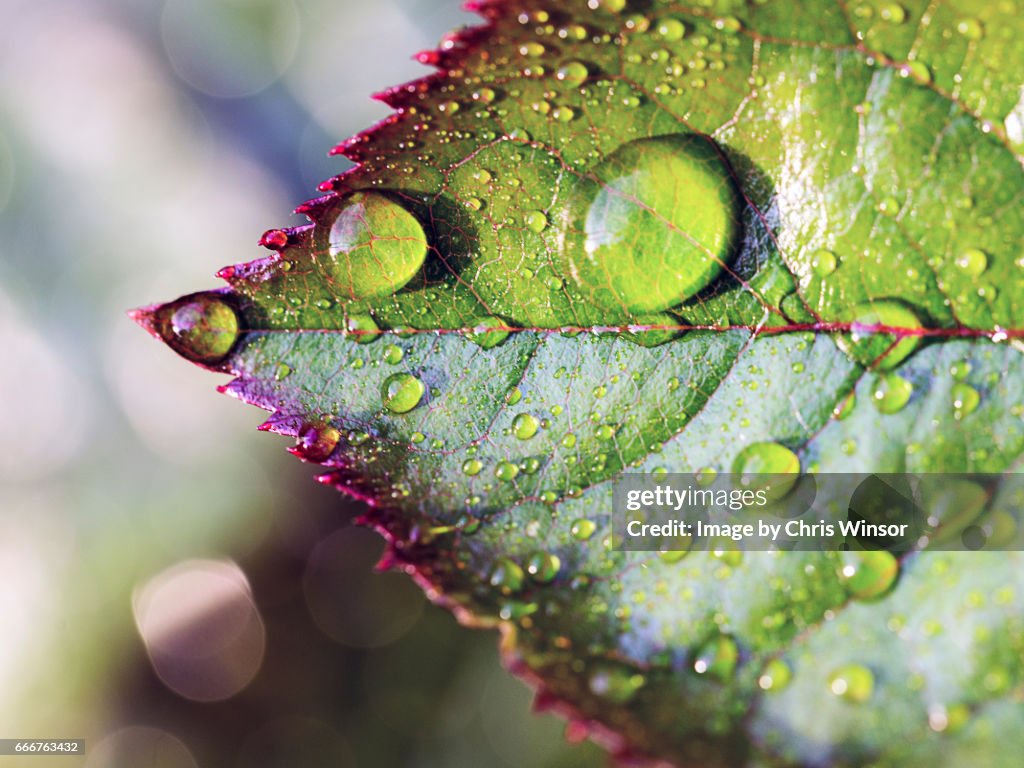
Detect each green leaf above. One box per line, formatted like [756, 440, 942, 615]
[135, 0, 1024, 764]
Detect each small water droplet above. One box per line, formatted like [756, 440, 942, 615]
[526, 552, 561, 583]
[955, 248, 988, 276]
[259, 228, 289, 250]
[465, 316, 512, 349]
[345, 314, 381, 345]
[654, 17, 686, 41]
[879, 3, 906, 23]
[812, 249, 838, 276]
[956, 18, 984, 39]
[512, 412, 541, 440]
[833, 392, 856, 420]
[556, 60, 589, 84]
[474, 87, 497, 103]
[829, 664, 874, 702]
[758, 659, 792, 692]
[381, 373, 425, 413]
[693, 635, 738, 681]
[525, 210, 549, 233]
[495, 460, 520, 481]
[696, 467, 718, 486]
[844, 299, 923, 370]
[713, 15, 742, 33]
[837, 551, 899, 599]
[552, 105, 575, 122]
[872, 372, 914, 414]
[383, 344, 404, 364]
[951, 382, 980, 419]
[489, 558, 524, 593]
[733, 442, 800, 479]
[898, 61, 933, 84]
[290, 423, 341, 463]
[877, 195, 901, 216]
[589, 666, 643, 703]
[462, 458, 483, 476]
[949, 360, 972, 380]
[571, 519, 597, 541]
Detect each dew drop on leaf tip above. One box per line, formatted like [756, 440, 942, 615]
[135, 292, 241, 365]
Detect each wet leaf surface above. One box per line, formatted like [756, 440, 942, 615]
[136, 1, 1024, 764]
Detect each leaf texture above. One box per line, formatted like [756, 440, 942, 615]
[136, 0, 1024, 764]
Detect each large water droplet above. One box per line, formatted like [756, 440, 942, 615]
[381, 372, 425, 413]
[561, 134, 741, 314]
[315, 191, 427, 301]
[871, 372, 914, 414]
[151, 293, 240, 364]
[843, 300, 923, 370]
[837, 550, 899, 599]
[828, 664, 874, 702]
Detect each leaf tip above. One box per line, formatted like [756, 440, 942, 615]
[129, 292, 242, 367]
[127, 304, 159, 337]
[413, 49, 442, 67]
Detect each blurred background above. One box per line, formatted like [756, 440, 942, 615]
[0, 0, 600, 764]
